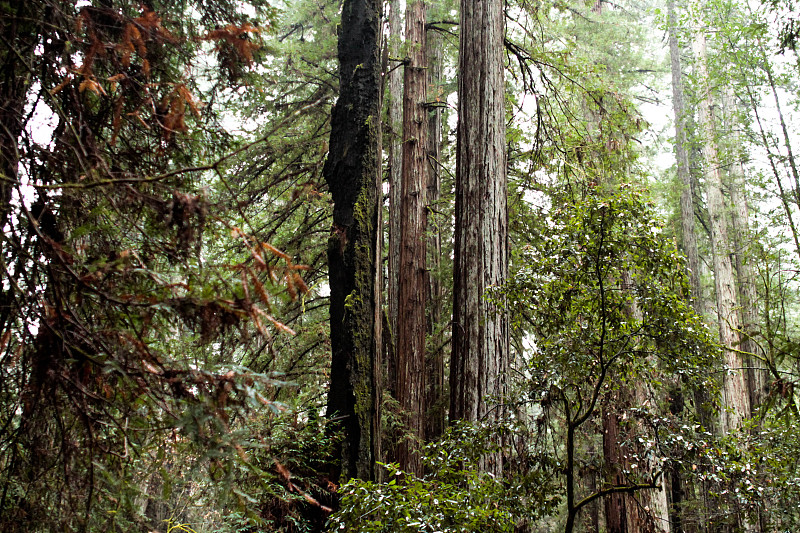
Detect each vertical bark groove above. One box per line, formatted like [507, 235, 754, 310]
[722, 89, 767, 414]
[386, 0, 403, 401]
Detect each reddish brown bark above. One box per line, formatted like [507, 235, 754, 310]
[424, 28, 445, 443]
[603, 407, 629, 533]
[395, 0, 428, 475]
[450, 0, 508, 475]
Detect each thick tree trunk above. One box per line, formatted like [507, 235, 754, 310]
[610, 271, 671, 533]
[721, 89, 767, 533]
[425, 28, 445, 443]
[450, 0, 508, 476]
[603, 405, 629, 533]
[722, 89, 767, 414]
[395, 0, 428, 475]
[692, 29, 750, 433]
[669, 0, 717, 436]
[323, 0, 383, 481]
[628, 296, 671, 533]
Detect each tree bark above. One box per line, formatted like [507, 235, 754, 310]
[323, 0, 383, 481]
[603, 404, 629, 533]
[386, 0, 403, 399]
[669, 1, 702, 316]
[722, 88, 767, 414]
[425, 27, 446, 443]
[450, 0, 508, 476]
[691, 28, 751, 433]
[395, 0, 428, 475]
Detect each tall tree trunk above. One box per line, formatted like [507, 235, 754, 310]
[669, 0, 702, 317]
[691, 28, 750, 433]
[669, 0, 717, 434]
[668, 3, 709, 530]
[722, 86, 768, 533]
[323, 0, 383, 481]
[722, 89, 767, 414]
[450, 0, 508, 476]
[425, 27, 446, 443]
[386, 0, 403, 400]
[395, 0, 428, 475]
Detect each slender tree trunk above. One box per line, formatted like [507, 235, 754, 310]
[450, 0, 508, 476]
[692, 28, 750, 433]
[740, 69, 800, 261]
[756, 38, 800, 210]
[669, 0, 702, 316]
[395, 0, 428, 475]
[323, 0, 383, 481]
[425, 27, 445, 443]
[386, 0, 403, 398]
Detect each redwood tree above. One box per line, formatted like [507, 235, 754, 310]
[395, 0, 428, 475]
[450, 0, 508, 475]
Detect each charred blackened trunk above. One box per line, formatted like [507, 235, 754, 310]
[323, 0, 383, 481]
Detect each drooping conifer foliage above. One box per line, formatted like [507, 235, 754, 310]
[0, 1, 334, 529]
